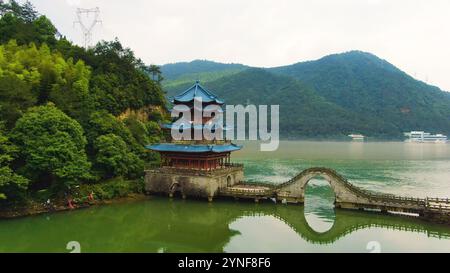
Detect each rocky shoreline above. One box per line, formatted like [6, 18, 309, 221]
[0, 193, 150, 220]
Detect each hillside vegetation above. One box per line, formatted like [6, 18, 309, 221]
[0, 1, 167, 205]
[162, 52, 450, 139]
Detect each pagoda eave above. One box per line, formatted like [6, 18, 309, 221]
[146, 143, 242, 153]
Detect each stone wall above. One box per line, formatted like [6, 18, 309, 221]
[145, 167, 244, 201]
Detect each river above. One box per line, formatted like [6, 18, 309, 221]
[1, 141, 450, 252]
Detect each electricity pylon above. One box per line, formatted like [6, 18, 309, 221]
[74, 7, 102, 49]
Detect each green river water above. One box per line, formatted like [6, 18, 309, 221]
[1, 141, 450, 253]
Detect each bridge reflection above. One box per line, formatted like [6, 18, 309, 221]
[225, 204, 450, 245]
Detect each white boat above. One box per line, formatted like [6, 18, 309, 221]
[404, 131, 447, 143]
[348, 134, 365, 141]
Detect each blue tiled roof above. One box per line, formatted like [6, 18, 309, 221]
[171, 80, 224, 104]
[145, 143, 242, 153]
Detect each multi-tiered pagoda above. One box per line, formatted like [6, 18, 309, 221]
[145, 81, 243, 202]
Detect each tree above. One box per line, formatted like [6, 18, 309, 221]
[31, 15, 57, 46]
[11, 104, 92, 192]
[0, 41, 92, 122]
[21, 1, 38, 22]
[86, 39, 166, 115]
[0, 74, 36, 128]
[0, 3, 169, 204]
[85, 111, 142, 153]
[0, 0, 38, 22]
[0, 0, 7, 16]
[0, 1, 56, 46]
[48, 57, 94, 121]
[145, 64, 164, 83]
[123, 115, 150, 146]
[94, 133, 143, 179]
[0, 124, 28, 201]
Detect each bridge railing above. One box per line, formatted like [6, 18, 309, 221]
[239, 181, 277, 188]
[308, 168, 432, 205]
[427, 197, 450, 204]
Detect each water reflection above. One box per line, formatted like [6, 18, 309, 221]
[304, 178, 335, 233]
[1, 197, 450, 252]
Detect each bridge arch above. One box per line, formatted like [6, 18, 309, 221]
[300, 172, 339, 202]
[275, 167, 364, 207]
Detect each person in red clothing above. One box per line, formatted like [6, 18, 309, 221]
[87, 192, 94, 202]
[67, 197, 75, 209]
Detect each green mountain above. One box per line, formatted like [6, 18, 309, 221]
[204, 68, 391, 138]
[270, 51, 450, 137]
[162, 51, 450, 139]
[161, 60, 248, 91]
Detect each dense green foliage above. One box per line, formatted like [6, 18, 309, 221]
[0, 1, 166, 204]
[205, 69, 385, 138]
[0, 40, 92, 126]
[94, 133, 143, 179]
[0, 124, 28, 200]
[0, 0, 56, 46]
[164, 53, 450, 139]
[11, 104, 92, 192]
[77, 177, 144, 201]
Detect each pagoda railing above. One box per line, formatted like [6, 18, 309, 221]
[169, 139, 232, 145]
[146, 163, 244, 175]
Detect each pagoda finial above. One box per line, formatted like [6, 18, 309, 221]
[196, 79, 200, 84]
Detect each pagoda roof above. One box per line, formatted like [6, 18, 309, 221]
[171, 80, 224, 104]
[145, 143, 242, 153]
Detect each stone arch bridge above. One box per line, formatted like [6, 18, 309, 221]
[220, 167, 450, 223]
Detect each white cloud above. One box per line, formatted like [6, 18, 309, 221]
[28, 0, 450, 91]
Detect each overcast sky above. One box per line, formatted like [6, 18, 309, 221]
[29, 0, 450, 91]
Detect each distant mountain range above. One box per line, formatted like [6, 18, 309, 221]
[160, 51, 450, 139]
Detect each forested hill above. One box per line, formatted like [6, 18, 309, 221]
[161, 60, 247, 79]
[160, 60, 248, 91]
[162, 52, 450, 139]
[269, 51, 450, 137]
[203, 68, 393, 139]
[0, 1, 166, 203]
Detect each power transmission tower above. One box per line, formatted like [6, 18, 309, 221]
[74, 7, 102, 49]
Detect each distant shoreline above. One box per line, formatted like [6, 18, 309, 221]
[237, 139, 411, 143]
